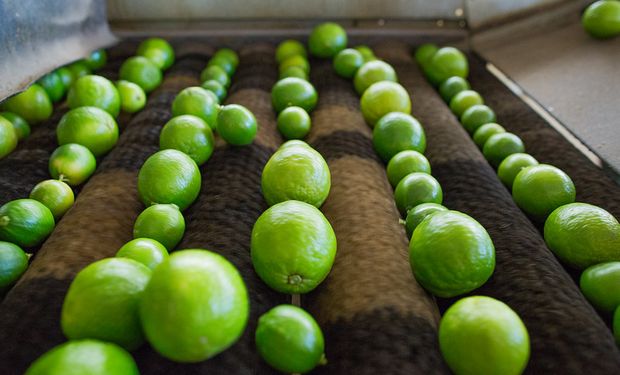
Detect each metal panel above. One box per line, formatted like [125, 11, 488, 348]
[466, 0, 569, 29]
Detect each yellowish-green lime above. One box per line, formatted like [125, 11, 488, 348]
[1, 84, 52, 124]
[49, 143, 97, 186]
[159, 114, 215, 166]
[133, 204, 185, 251]
[116, 238, 169, 271]
[67, 75, 120, 117]
[360, 81, 411, 127]
[373, 112, 426, 162]
[29, 179, 74, 219]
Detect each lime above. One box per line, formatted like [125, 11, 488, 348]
[414, 43, 438, 66]
[386, 150, 431, 188]
[333, 48, 364, 79]
[1, 111, 31, 140]
[137, 149, 201, 211]
[67, 75, 121, 117]
[133, 204, 185, 251]
[25, 340, 139, 375]
[29, 179, 75, 219]
[276, 40, 307, 64]
[262, 141, 330, 207]
[308, 22, 347, 58]
[449, 90, 483, 118]
[1, 84, 52, 124]
[159, 115, 215, 166]
[37, 71, 65, 103]
[140, 249, 249, 362]
[56, 67, 74, 90]
[439, 76, 471, 103]
[373, 112, 426, 162]
[360, 81, 411, 127]
[116, 238, 169, 270]
[256, 304, 326, 373]
[405, 203, 448, 238]
[394, 172, 443, 215]
[472, 123, 505, 149]
[116, 80, 146, 114]
[0, 116, 17, 159]
[67, 61, 92, 82]
[353, 60, 398, 95]
[201, 80, 227, 103]
[85, 49, 107, 71]
[482, 132, 525, 167]
[439, 296, 529, 375]
[497, 153, 539, 188]
[171, 86, 219, 129]
[119, 56, 162, 93]
[277, 106, 311, 139]
[57, 106, 119, 157]
[0, 241, 28, 288]
[0, 199, 55, 248]
[410, 211, 495, 297]
[271, 77, 318, 113]
[212, 48, 239, 70]
[426, 47, 469, 86]
[251, 200, 337, 293]
[49, 143, 97, 186]
[513, 164, 575, 220]
[216, 104, 258, 146]
[136, 38, 175, 70]
[207, 55, 236, 77]
[200, 65, 230, 89]
[580, 262, 620, 312]
[280, 55, 310, 75]
[460, 104, 496, 134]
[354, 45, 376, 62]
[582, 0, 620, 39]
[280, 66, 308, 80]
[544, 202, 620, 269]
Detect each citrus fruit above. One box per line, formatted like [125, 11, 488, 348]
[85, 49, 107, 71]
[497, 153, 539, 188]
[449, 90, 483, 118]
[277, 106, 311, 139]
[360, 81, 411, 126]
[216, 104, 258, 146]
[544, 202, 620, 269]
[137, 149, 202, 211]
[280, 55, 310, 75]
[61, 258, 151, 350]
[201, 80, 227, 103]
[0, 116, 17, 159]
[25, 339, 139, 375]
[116, 80, 146, 114]
[251, 200, 337, 293]
[159, 115, 215, 166]
[208, 55, 236, 76]
[1, 111, 30, 140]
[426, 47, 469, 86]
[353, 60, 398, 95]
[1, 84, 52, 124]
[136, 38, 175, 70]
[133, 204, 185, 250]
[200, 65, 230, 89]
[271, 77, 318, 113]
[582, 0, 620, 39]
[373, 112, 426, 162]
[512, 164, 575, 220]
[261, 141, 330, 207]
[116, 238, 169, 271]
[276, 40, 307, 63]
[0, 199, 55, 248]
[56, 67, 74, 90]
[212, 48, 239, 70]
[67, 75, 120, 117]
[439, 76, 470, 103]
[67, 61, 91, 82]
[482, 132, 525, 167]
[439, 296, 529, 375]
[394, 172, 443, 215]
[410, 211, 495, 297]
[29, 179, 75, 219]
[460, 104, 496, 134]
[119, 56, 162, 93]
[37, 71, 65, 103]
[256, 304, 326, 373]
[405, 203, 448, 238]
[49, 143, 97, 186]
[333, 48, 364, 78]
[580, 261, 620, 312]
[0, 241, 28, 288]
[386, 150, 431, 188]
[171, 86, 219, 129]
[280, 66, 308, 80]
[473, 123, 505, 148]
[57, 106, 119, 157]
[140, 249, 249, 362]
[415, 43, 438, 66]
[308, 22, 347, 58]
[354, 45, 376, 62]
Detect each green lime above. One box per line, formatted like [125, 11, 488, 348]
[426, 47, 469, 86]
[137, 38, 175, 70]
[49, 143, 97, 186]
[0, 199, 55, 248]
[67, 75, 121, 117]
[277, 106, 311, 139]
[308, 22, 347, 58]
[67, 61, 92, 82]
[449, 90, 483, 118]
[201, 80, 227, 102]
[262, 141, 330, 207]
[544, 202, 619, 269]
[140, 249, 249, 362]
[394, 172, 443, 215]
[582, 0, 620, 39]
[25, 339, 139, 375]
[513, 164, 575, 220]
[57, 106, 119, 157]
[460, 104, 496, 134]
[1, 111, 30, 140]
[280, 55, 310, 75]
[482, 132, 525, 167]
[439, 76, 470, 103]
[472, 123, 505, 149]
[279, 66, 308, 81]
[216, 104, 258, 146]
[373, 112, 426, 162]
[200, 65, 230, 89]
[116, 238, 169, 271]
[56, 67, 74, 90]
[29, 179, 75, 219]
[119, 56, 162, 93]
[497, 153, 539, 188]
[61, 258, 151, 350]
[171, 86, 219, 129]
[580, 262, 620, 312]
[138, 149, 202, 211]
[256, 304, 326, 373]
[1, 84, 52, 124]
[386, 150, 431, 188]
[276, 40, 307, 64]
[0, 241, 28, 288]
[0, 116, 17, 159]
[360, 81, 411, 127]
[116, 80, 146, 114]
[333, 48, 364, 79]
[133, 204, 185, 250]
[405, 203, 448, 238]
[354, 45, 376, 62]
[160, 115, 215, 166]
[212, 48, 239, 70]
[439, 296, 529, 375]
[353, 60, 398, 95]
[37, 71, 65, 103]
[414, 43, 438, 66]
[271, 77, 318, 113]
[85, 49, 108, 71]
[207, 55, 236, 77]
[251, 200, 337, 293]
[410, 211, 495, 297]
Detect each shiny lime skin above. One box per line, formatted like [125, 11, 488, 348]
[140, 249, 249, 362]
[497, 153, 539, 188]
[387, 150, 431, 188]
[29, 179, 75, 219]
[277, 106, 311, 139]
[280, 55, 310, 75]
[439, 296, 529, 375]
[116, 80, 146, 114]
[56, 67, 74, 90]
[116, 238, 169, 271]
[172, 87, 220, 129]
[271, 78, 318, 113]
[0, 116, 17, 159]
[354, 45, 376, 62]
[415, 43, 438, 66]
[216, 104, 258, 146]
[482, 132, 525, 168]
[449, 90, 483, 118]
[439, 76, 470, 103]
[276, 40, 307, 64]
[212, 48, 239, 70]
[1, 84, 52, 124]
[308, 22, 348, 58]
[207, 55, 236, 77]
[373, 112, 426, 162]
[582, 0, 620, 39]
[37, 71, 65, 103]
[394, 172, 443, 215]
[119, 56, 162, 93]
[360, 81, 411, 127]
[460, 104, 496, 134]
[513, 164, 575, 221]
[410, 211, 495, 297]
[159, 115, 215, 166]
[280, 66, 308, 81]
[201, 80, 227, 103]
[405, 203, 448, 238]
[85, 49, 108, 71]
[136, 38, 175, 70]
[256, 305, 325, 373]
[580, 262, 620, 312]
[49, 143, 97, 186]
[0, 199, 55, 248]
[353, 60, 398, 95]
[251, 200, 337, 294]
[1, 112, 30, 140]
[133, 204, 185, 250]
[0, 241, 28, 288]
[473, 123, 505, 149]
[333, 48, 364, 79]
[57, 106, 119, 157]
[67, 75, 120, 117]
[200, 65, 230, 89]
[426, 47, 469, 86]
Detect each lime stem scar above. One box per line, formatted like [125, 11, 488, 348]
[288, 274, 303, 285]
[0, 216, 9, 226]
[319, 353, 328, 365]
